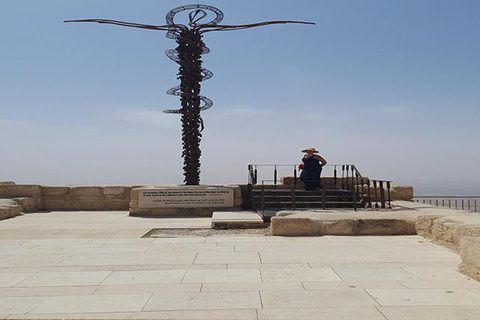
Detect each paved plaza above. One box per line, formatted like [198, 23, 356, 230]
[1, 210, 480, 319]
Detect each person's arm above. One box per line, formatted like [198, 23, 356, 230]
[315, 156, 327, 167]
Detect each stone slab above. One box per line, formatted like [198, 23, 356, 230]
[366, 288, 480, 306]
[211, 211, 264, 228]
[15, 271, 112, 287]
[258, 306, 387, 320]
[0, 296, 49, 314]
[182, 269, 262, 283]
[377, 306, 480, 320]
[460, 237, 480, 281]
[5, 312, 133, 319]
[261, 289, 378, 308]
[100, 270, 186, 285]
[143, 292, 261, 311]
[200, 281, 305, 292]
[30, 294, 151, 314]
[130, 309, 257, 320]
[260, 268, 341, 282]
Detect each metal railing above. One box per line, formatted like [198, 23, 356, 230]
[247, 164, 392, 210]
[413, 196, 479, 213]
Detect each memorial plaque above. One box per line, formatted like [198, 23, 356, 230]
[138, 187, 234, 208]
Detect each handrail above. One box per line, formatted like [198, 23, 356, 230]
[248, 163, 393, 210]
[413, 196, 479, 212]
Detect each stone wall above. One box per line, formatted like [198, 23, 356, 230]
[43, 186, 142, 211]
[0, 184, 43, 212]
[0, 184, 142, 212]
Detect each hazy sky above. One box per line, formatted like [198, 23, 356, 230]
[1, 0, 479, 194]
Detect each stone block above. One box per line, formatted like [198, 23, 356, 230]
[104, 193, 127, 200]
[130, 207, 181, 217]
[77, 195, 102, 202]
[130, 189, 140, 200]
[104, 200, 130, 210]
[70, 186, 102, 195]
[356, 219, 416, 235]
[459, 237, 480, 281]
[42, 187, 69, 201]
[0, 199, 22, 220]
[390, 185, 414, 201]
[43, 200, 73, 211]
[103, 187, 126, 195]
[42, 187, 69, 195]
[12, 197, 37, 213]
[431, 219, 463, 250]
[72, 201, 104, 211]
[270, 217, 313, 236]
[0, 181, 15, 185]
[322, 219, 356, 235]
[0, 184, 42, 198]
[415, 215, 443, 238]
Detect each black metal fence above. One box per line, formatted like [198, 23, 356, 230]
[413, 196, 479, 212]
[248, 164, 392, 209]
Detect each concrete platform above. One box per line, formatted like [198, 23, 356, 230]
[211, 211, 264, 228]
[271, 201, 480, 281]
[1, 209, 480, 319]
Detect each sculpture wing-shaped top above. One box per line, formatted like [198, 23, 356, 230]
[64, 19, 178, 32]
[198, 20, 316, 33]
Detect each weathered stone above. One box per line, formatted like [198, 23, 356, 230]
[431, 219, 463, 250]
[43, 200, 73, 211]
[459, 237, 480, 281]
[103, 187, 126, 195]
[356, 219, 416, 235]
[390, 185, 414, 201]
[0, 184, 42, 198]
[270, 217, 313, 236]
[0, 181, 15, 185]
[104, 200, 129, 210]
[70, 186, 102, 195]
[12, 197, 37, 213]
[415, 215, 443, 239]
[0, 199, 22, 220]
[104, 193, 127, 200]
[72, 201, 104, 210]
[322, 219, 356, 235]
[42, 187, 69, 195]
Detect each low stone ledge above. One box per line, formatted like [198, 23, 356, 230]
[271, 213, 416, 236]
[12, 197, 37, 213]
[0, 199, 22, 220]
[459, 237, 480, 282]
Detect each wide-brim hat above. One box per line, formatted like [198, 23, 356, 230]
[302, 147, 319, 153]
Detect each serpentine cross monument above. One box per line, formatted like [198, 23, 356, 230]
[66, 4, 314, 186]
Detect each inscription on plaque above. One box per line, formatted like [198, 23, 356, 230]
[138, 187, 234, 208]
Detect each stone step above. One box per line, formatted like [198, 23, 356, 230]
[0, 199, 23, 220]
[211, 211, 264, 229]
[255, 201, 361, 209]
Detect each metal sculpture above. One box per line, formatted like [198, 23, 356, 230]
[65, 4, 314, 185]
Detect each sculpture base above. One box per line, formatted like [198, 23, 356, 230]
[129, 185, 243, 217]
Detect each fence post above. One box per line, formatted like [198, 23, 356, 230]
[322, 187, 326, 210]
[274, 165, 277, 185]
[291, 170, 296, 210]
[379, 181, 386, 209]
[386, 181, 392, 209]
[334, 165, 337, 189]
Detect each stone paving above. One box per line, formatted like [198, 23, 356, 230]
[1, 211, 480, 319]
